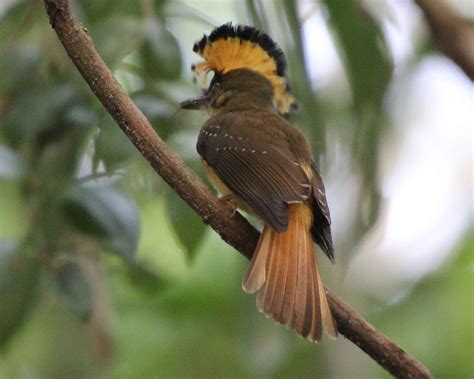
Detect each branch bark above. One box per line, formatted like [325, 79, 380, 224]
[416, 0, 474, 81]
[43, 1, 433, 378]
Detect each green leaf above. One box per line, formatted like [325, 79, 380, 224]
[323, 0, 393, 226]
[49, 260, 92, 320]
[323, 0, 392, 109]
[133, 93, 176, 138]
[282, 1, 326, 149]
[0, 2, 44, 42]
[133, 93, 175, 119]
[126, 262, 166, 294]
[140, 17, 183, 80]
[0, 145, 25, 180]
[76, 0, 142, 24]
[166, 188, 206, 260]
[94, 114, 138, 169]
[61, 185, 140, 261]
[65, 103, 99, 127]
[0, 240, 40, 348]
[3, 84, 75, 144]
[163, 2, 219, 27]
[136, 193, 189, 281]
[0, 45, 40, 95]
[91, 16, 145, 67]
[0, 182, 28, 239]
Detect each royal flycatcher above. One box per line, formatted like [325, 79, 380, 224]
[181, 23, 337, 341]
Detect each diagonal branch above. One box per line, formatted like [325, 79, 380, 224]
[416, 0, 474, 81]
[43, 1, 432, 378]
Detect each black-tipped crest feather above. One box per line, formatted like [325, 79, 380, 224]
[194, 23, 287, 77]
[190, 22, 296, 114]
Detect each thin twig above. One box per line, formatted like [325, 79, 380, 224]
[42, 1, 433, 378]
[416, 0, 474, 81]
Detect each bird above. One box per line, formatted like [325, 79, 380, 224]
[180, 23, 337, 342]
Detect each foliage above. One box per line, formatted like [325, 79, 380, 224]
[0, 0, 471, 378]
[373, 234, 474, 378]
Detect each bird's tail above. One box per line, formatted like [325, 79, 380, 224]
[242, 203, 337, 341]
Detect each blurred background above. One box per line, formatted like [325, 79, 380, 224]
[0, 0, 472, 378]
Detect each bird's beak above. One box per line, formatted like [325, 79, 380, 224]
[179, 95, 209, 110]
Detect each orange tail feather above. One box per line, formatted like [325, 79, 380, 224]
[242, 203, 337, 341]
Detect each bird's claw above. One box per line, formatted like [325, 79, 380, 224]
[219, 194, 239, 217]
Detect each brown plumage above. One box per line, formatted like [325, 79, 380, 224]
[181, 23, 337, 341]
[245, 204, 337, 341]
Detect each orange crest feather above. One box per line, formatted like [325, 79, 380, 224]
[191, 23, 296, 115]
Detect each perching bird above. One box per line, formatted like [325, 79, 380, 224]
[180, 23, 337, 341]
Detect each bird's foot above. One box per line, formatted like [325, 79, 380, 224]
[219, 194, 239, 217]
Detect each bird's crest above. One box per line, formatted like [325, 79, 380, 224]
[191, 23, 296, 115]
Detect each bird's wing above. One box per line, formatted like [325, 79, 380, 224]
[197, 114, 311, 232]
[310, 162, 334, 262]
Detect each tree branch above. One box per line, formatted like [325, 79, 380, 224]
[43, 1, 432, 377]
[416, 0, 474, 81]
